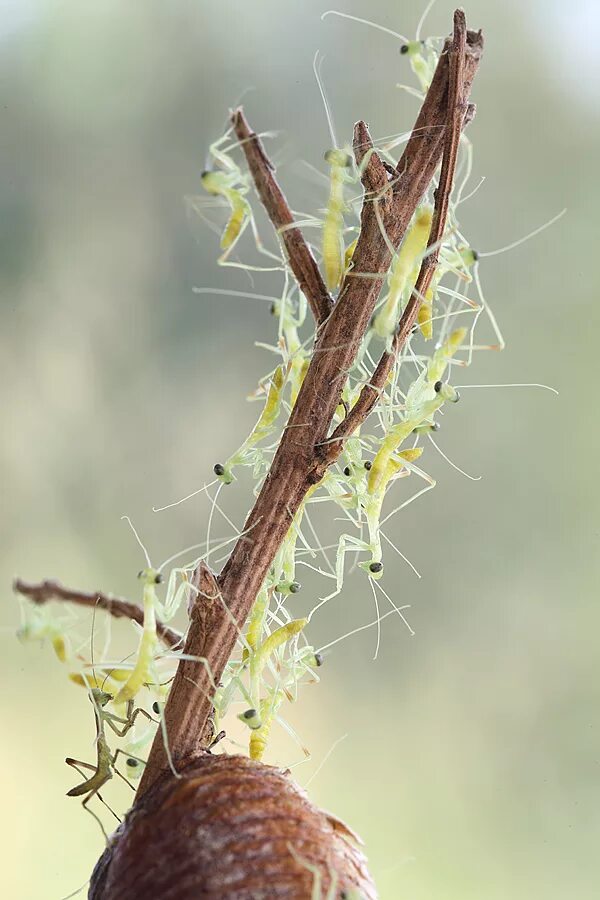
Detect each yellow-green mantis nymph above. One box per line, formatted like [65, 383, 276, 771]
[372, 205, 433, 347]
[197, 128, 282, 271]
[16, 601, 72, 662]
[367, 328, 466, 495]
[113, 567, 163, 705]
[321, 5, 441, 95]
[313, 51, 355, 293]
[113, 517, 239, 705]
[213, 364, 286, 485]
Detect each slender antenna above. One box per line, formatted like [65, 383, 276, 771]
[415, 0, 439, 41]
[313, 51, 339, 148]
[454, 382, 559, 394]
[321, 10, 409, 43]
[478, 209, 566, 258]
[121, 515, 152, 568]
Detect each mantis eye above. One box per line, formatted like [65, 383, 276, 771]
[313, 652, 323, 667]
[152, 701, 161, 715]
[369, 562, 383, 574]
[343, 466, 351, 476]
[363, 461, 372, 470]
[239, 708, 262, 730]
[434, 380, 443, 393]
[400, 44, 409, 54]
[154, 573, 163, 585]
[289, 582, 301, 594]
[127, 758, 139, 768]
[213, 463, 225, 477]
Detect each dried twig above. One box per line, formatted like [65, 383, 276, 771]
[137, 10, 483, 795]
[233, 110, 333, 325]
[321, 10, 475, 458]
[13, 577, 183, 649]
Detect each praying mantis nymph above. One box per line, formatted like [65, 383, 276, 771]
[201, 168, 251, 252]
[113, 568, 162, 705]
[198, 128, 282, 270]
[237, 617, 308, 753]
[321, 8, 440, 95]
[368, 327, 467, 494]
[16, 603, 71, 662]
[213, 365, 286, 484]
[372, 205, 433, 347]
[399, 38, 439, 93]
[322, 147, 353, 291]
[248, 643, 321, 761]
[65, 688, 154, 835]
[313, 51, 355, 293]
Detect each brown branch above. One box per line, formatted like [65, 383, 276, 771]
[231, 109, 333, 325]
[321, 11, 477, 461]
[138, 10, 483, 796]
[141, 563, 224, 767]
[13, 577, 183, 649]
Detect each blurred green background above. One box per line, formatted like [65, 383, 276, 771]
[2, 0, 598, 897]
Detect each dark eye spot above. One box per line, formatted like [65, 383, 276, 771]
[472, 249, 479, 261]
[314, 652, 323, 667]
[343, 466, 351, 477]
[214, 463, 225, 476]
[289, 582, 301, 594]
[137, 570, 144, 579]
[434, 380, 443, 393]
[243, 708, 257, 720]
[154, 573, 163, 585]
[369, 562, 383, 573]
[152, 702, 160, 715]
[127, 758, 139, 767]
[364, 461, 372, 470]
[400, 44, 409, 54]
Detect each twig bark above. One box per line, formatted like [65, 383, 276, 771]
[13, 577, 182, 649]
[321, 10, 474, 459]
[233, 110, 333, 325]
[137, 10, 483, 795]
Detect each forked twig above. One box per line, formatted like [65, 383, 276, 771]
[321, 10, 474, 460]
[232, 110, 333, 326]
[137, 9, 483, 795]
[13, 577, 183, 649]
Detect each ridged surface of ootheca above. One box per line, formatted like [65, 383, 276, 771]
[90, 753, 378, 899]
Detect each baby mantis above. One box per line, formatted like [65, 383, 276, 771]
[65, 688, 155, 836]
[313, 52, 356, 293]
[113, 518, 240, 705]
[372, 205, 433, 348]
[213, 365, 286, 485]
[16, 602, 71, 662]
[113, 567, 163, 705]
[367, 328, 466, 495]
[321, 5, 441, 95]
[198, 128, 282, 271]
